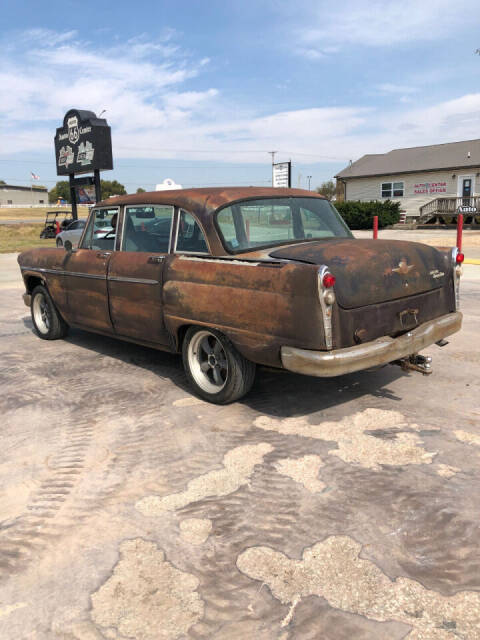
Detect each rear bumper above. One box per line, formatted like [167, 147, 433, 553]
[281, 311, 462, 378]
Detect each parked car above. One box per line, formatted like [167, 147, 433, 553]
[18, 187, 462, 404]
[55, 218, 87, 250]
[56, 217, 114, 250]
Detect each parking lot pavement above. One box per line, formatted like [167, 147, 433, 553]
[1, 250, 480, 640]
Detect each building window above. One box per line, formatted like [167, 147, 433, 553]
[39, 199, 44, 204]
[381, 182, 404, 198]
[7, 200, 12, 204]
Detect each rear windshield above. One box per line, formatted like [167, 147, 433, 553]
[216, 197, 352, 253]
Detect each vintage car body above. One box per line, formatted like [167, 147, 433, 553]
[18, 187, 462, 403]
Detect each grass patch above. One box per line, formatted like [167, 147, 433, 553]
[0, 224, 57, 253]
[0, 207, 90, 221]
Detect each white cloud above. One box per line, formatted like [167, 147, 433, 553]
[296, 0, 478, 51]
[1, 28, 480, 171]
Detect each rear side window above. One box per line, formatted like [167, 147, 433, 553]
[175, 211, 209, 253]
[122, 205, 173, 253]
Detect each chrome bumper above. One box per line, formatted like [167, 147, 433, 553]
[281, 312, 462, 378]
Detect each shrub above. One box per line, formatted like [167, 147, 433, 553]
[334, 200, 401, 230]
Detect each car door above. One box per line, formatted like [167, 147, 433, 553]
[107, 204, 175, 345]
[62, 207, 118, 331]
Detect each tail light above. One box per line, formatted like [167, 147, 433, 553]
[322, 273, 336, 288]
[318, 266, 335, 350]
[451, 248, 462, 310]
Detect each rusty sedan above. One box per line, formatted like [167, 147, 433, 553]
[17, 187, 463, 403]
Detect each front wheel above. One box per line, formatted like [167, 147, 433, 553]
[31, 285, 69, 340]
[182, 327, 256, 404]
[56, 238, 63, 248]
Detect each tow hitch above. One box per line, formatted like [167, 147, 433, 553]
[394, 354, 433, 375]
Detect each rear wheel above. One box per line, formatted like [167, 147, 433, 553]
[182, 327, 256, 404]
[31, 285, 69, 340]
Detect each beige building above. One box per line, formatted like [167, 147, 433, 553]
[335, 139, 480, 220]
[0, 184, 48, 206]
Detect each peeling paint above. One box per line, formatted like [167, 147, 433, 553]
[436, 464, 460, 478]
[0, 602, 27, 619]
[255, 408, 437, 470]
[136, 443, 273, 515]
[454, 430, 480, 447]
[274, 455, 325, 493]
[91, 538, 204, 640]
[237, 536, 480, 639]
[180, 518, 212, 545]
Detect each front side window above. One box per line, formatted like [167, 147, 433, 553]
[80, 207, 118, 250]
[381, 182, 404, 198]
[176, 210, 209, 253]
[122, 205, 173, 253]
[216, 197, 352, 253]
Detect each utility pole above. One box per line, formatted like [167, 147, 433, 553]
[268, 151, 277, 186]
[307, 175, 312, 191]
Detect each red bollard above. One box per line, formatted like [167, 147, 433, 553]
[373, 215, 378, 239]
[456, 213, 463, 252]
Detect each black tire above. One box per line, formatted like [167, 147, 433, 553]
[56, 238, 63, 248]
[182, 326, 256, 404]
[31, 285, 69, 340]
[64, 240, 72, 251]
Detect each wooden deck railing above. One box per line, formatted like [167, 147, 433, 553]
[420, 196, 480, 218]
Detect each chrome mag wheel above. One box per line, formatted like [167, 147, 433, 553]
[32, 292, 50, 335]
[187, 330, 229, 393]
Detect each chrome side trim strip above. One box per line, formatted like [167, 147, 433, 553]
[108, 276, 158, 285]
[20, 266, 106, 280]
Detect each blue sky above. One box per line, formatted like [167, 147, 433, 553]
[1, 0, 480, 193]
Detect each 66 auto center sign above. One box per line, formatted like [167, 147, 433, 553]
[54, 109, 113, 176]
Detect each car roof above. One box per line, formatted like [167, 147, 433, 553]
[96, 187, 326, 222]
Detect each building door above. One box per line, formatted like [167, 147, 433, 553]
[462, 178, 472, 206]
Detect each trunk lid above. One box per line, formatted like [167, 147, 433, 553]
[269, 238, 451, 309]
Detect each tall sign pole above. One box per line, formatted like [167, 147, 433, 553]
[268, 151, 277, 187]
[54, 109, 113, 220]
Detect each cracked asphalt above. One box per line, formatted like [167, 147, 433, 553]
[1, 242, 479, 639]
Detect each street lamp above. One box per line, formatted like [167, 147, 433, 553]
[307, 175, 312, 191]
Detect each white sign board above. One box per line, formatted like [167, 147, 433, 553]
[272, 161, 291, 188]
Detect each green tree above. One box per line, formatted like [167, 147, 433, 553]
[49, 180, 70, 203]
[316, 180, 336, 201]
[101, 180, 127, 199]
[136, 187, 146, 194]
[0, 180, 6, 185]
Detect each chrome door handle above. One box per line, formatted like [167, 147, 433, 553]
[147, 255, 164, 264]
[96, 252, 111, 259]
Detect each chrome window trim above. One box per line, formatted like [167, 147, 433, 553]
[121, 204, 174, 253]
[174, 209, 211, 255]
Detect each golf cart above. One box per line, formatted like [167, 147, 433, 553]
[39, 211, 73, 239]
